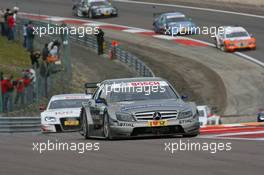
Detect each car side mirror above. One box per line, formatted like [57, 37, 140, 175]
[39, 105, 46, 112]
[96, 98, 107, 105]
[181, 95, 189, 101]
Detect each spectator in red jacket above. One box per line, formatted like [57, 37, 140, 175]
[1, 75, 14, 112]
[7, 12, 15, 40]
[15, 78, 25, 105]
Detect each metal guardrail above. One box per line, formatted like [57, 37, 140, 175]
[0, 117, 41, 133]
[70, 33, 155, 77]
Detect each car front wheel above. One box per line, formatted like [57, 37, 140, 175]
[82, 112, 89, 139]
[103, 113, 113, 140]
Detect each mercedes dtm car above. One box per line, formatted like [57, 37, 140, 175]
[257, 111, 264, 122]
[215, 26, 256, 52]
[41, 93, 92, 133]
[153, 12, 197, 35]
[80, 77, 200, 139]
[72, 0, 118, 18]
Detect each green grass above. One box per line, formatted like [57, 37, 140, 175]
[0, 36, 31, 77]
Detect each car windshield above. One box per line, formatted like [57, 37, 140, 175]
[49, 99, 88, 109]
[225, 31, 249, 38]
[90, 1, 109, 6]
[109, 86, 178, 102]
[166, 17, 188, 23]
[198, 110, 205, 117]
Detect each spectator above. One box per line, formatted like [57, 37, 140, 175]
[12, 7, 19, 40]
[96, 28, 104, 55]
[1, 75, 14, 112]
[0, 72, 3, 81]
[42, 43, 49, 61]
[0, 8, 4, 36]
[23, 24, 28, 48]
[7, 12, 15, 40]
[14, 78, 25, 105]
[49, 44, 58, 57]
[3, 8, 10, 37]
[47, 39, 55, 51]
[26, 21, 35, 52]
[30, 50, 41, 68]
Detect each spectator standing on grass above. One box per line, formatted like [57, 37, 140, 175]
[0, 8, 5, 36]
[49, 44, 58, 57]
[23, 24, 28, 48]
[30, 50, 41, 68]
[26, 21, 35, 52]
[12, 7, 19, 40]
[7, 12, 15, 40]
[1, 75, 14, 112]
[96, 28, 104, 55]
[14, 78, 25, 105]
[3, 8, 10, 37]
[42, 43, 49, 61]
[0, 72, 3, 81]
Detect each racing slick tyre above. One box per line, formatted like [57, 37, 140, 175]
[220, 45, 227, 52]
[82, 111, 89, 139]
[77, 9, 82, 17]
[88, 10, 94, 19]
[103, 113, 113, 140]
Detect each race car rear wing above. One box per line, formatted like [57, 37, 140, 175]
[85, 82, 100, 88]
[84, 82, 100, 95]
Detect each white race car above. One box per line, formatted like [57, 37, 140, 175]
[41, 93, 91, 133]
[215, 26, 256, 52]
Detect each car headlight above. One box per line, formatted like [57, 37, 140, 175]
[44, 116, 57, 122]
[116, 112, 135, 122]
[178, 111, 193, 119]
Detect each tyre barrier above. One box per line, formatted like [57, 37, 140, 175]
[0, 117, 41, 133]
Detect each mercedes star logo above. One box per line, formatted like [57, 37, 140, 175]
[153, 112, 162, 120]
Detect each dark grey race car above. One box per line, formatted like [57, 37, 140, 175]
[80, 77, 200, 139]
[72, 0, 118, 18]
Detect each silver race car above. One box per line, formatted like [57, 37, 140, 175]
[72, 0, 118, 18]
[80, 77, 200, 139]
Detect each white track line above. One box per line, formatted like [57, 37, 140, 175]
[114, 0, 264, 19]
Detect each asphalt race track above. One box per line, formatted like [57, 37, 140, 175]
[0, 0, 263, 62]
[0, 0, 263, 174]
[0, 132, 263, 175]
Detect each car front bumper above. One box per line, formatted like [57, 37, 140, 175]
[109, 119, 200, 138]
[41, 116, 81, 133]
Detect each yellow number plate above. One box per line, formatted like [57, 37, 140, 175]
[64, 120, 79, 126]
[148, 120, 168, 127]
